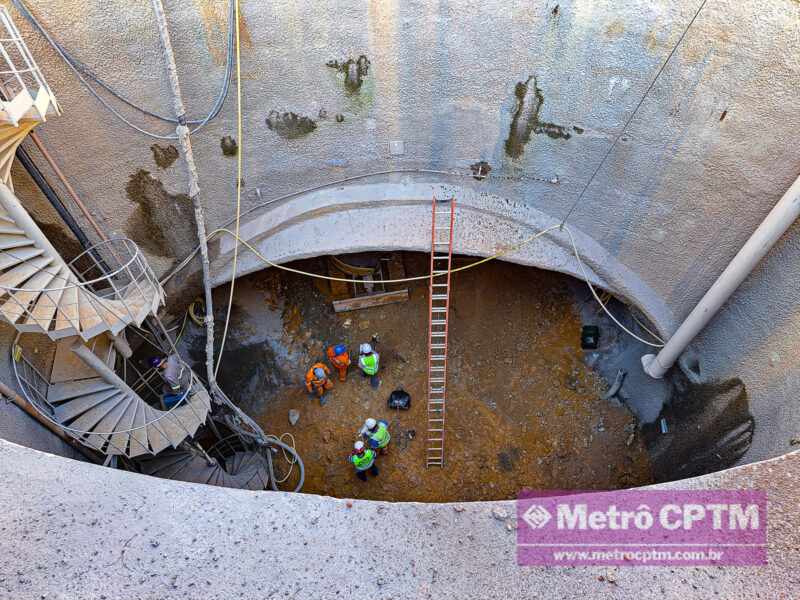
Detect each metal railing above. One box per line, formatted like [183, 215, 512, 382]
[0, 238, 163, 337]
[11, 332, 208, 457]
[0, 6, 59, 122]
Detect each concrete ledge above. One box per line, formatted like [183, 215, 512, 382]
[1, 439, 797, 599]
[209, 180, 678, 336]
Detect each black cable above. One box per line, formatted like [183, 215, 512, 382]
[15, 145, 90, 250]
[11, 0, 234, 137]
[559, 0, 710, 227]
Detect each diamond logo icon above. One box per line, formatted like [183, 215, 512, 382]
[523, 504, 552, 529]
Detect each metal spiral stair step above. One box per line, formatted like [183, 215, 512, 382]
[0, 183, 164, 341]
[139, 450, 270, 491]
[47, 375, 211, 459]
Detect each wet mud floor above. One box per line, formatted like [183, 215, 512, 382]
[206, 254, 654, 501]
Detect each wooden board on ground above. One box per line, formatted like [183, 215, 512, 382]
[332, 289, 409, 313]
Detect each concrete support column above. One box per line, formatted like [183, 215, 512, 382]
[110, 332, 132, 359]
[70, 340, 138, 398]
[642, 174, 800, 378]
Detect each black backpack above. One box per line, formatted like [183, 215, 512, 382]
[388, 388, 411, 410]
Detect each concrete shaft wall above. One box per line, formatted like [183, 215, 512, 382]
[2, 0, 800, 463]
[1, 439, 798, 599]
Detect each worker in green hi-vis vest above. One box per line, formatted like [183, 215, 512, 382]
[360, 417, 391, 455]
[358, 342, 381, 389]
[349, 441, 379, 481]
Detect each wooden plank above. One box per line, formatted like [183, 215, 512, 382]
[332, 289, 409, 313]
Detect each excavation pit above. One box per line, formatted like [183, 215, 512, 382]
[184, 252, 656, 501]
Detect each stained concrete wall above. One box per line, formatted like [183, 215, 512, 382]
[1, 0, 799, 463]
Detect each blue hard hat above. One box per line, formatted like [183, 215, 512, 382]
[148, 356, 163, 368]
[334, 344, 347, 355]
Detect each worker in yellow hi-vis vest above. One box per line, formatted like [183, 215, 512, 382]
[358, 342, 380, 389]
[349, 441, 379, 481]
[360, 417, 391, 455]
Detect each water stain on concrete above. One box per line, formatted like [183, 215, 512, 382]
[605, 19, 625, 38]
[196, 0, 253, 66]
[327, 55, 371, 93]
[125, 169, 195, 258]
[220, 135, 238, 156]
[470, 160, 491, 180]
[644, 375, 754, 482]
[37, 221, 84, 263]
[266, 111, 317, 139]
[505, 76, 572, 159]
[150, 144, 179, 169]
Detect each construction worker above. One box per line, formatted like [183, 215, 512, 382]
[305, 362, 333, 405]
[349, 440, 379, 481]
[360, 417, 391, 454]
[358, 342, 380, 389]
[149, 354, 191, 409]
[326, 343, 351, 382]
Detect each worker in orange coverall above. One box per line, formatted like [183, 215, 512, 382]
[326, 344, 351, 382]
[305, 363, 334, 405]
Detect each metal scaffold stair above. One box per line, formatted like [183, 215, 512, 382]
[426, 196, 455, 467]
[0, 8, 164, 342]
[0, 183, 164, 340]
[138, 448, 270, 490]
[33, 337, 212, 459]
[0, 6, 59, 188]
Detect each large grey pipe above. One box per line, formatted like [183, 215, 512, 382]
[642, 174, 800, 378]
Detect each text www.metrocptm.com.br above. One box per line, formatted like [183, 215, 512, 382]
[548, 547, 730, 563]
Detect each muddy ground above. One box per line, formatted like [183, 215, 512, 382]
[202, 254, 653, 501]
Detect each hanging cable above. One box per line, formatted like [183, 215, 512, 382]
[559, 0, 710, 227]
[214, 0, 242, 380]
[196, 225, 665, 347]
[561, 226, 664, 347]
[12, 0, 234, 139]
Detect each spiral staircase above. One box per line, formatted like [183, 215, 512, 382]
[139, 447, 270, 490]
[0, 6, 227, 481]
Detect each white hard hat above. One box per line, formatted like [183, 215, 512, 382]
[354, 440, 365, 451]
[313, 367, 325, 378]
[365, 418, 377, 430]
[360, 343, 373, 354]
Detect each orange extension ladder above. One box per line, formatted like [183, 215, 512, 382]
[426, 196, 455, 467]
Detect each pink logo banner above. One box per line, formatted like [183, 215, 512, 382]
[517, 489, 767, 566]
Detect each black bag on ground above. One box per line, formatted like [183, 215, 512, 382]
[388, 388, 411, 410]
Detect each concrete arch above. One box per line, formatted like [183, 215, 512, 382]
[208, 179, 679, 335]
